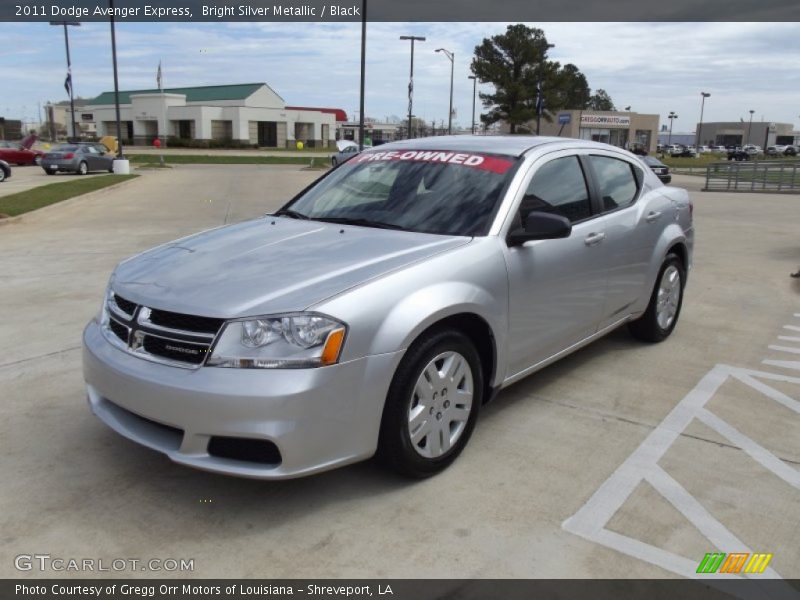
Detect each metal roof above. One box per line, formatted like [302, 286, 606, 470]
[88, 83, 268, 106]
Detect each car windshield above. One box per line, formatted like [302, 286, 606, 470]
[280, 149, 519, 236]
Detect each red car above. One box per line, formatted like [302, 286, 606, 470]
[0, 134, 44, 166]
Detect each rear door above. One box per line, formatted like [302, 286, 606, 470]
[586, 152, 672, 328]
[503, 151, 609, 378]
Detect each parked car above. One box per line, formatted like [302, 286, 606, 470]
[0, 134, 44, 166]
[727, 147, 751, 161]
[0, 159, 11, 182]
[766, 145, 797, 157]
[83, 136, 694, 479]
[330, 141, 360, 167]
[641, 155, 672, 184]
[697, 145, 713, 154]
[670, 145, 696, 158]
[41, 143, 115, 175]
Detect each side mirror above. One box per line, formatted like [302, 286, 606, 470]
[507, 211, 572, 247]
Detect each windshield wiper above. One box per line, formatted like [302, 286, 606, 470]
[314, 217, 406, 231]
[273, 209, 310, 220]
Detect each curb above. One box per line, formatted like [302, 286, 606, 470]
[0, 175, 141, 227]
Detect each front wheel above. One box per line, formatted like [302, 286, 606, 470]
[34, 156, 42, 166]
[629, 254, 685, 343]
[378, 329, 483, 478]
[0, 169, 6, 183]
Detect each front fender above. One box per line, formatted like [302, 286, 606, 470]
[313, 238, 510, 388]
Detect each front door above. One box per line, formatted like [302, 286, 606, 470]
[257, 122, 277, 147]
[503, 152, 609, 379]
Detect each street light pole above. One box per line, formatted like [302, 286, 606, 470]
[747, 109, 755, 146]
[435, 48, 454, 135]
[667, 111, 678, 147]
[400, 35, 425, 139]
[50, 21, 80, 139]
[697, 92, 710, 149]
[468, 75, 477, 135]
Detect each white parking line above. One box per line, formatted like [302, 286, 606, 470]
[562, 358, 799, 596]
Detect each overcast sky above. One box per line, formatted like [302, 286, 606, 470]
[2, 21, 799, 133]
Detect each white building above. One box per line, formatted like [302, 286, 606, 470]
[78, 83, 341, 148]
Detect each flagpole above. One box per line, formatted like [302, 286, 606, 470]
[160, 58, 167, 148]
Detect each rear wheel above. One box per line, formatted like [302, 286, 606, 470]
[77, 161, 88, 175]
[0, 169, 6, 183]
[378, 329, 483, 478]
[629, 253, 685, 343]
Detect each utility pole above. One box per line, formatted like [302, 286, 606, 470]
[50, 21, 80, 139]
[399, 35, 425, 139]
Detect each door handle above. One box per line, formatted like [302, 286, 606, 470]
[645, 211, 662, 223]
[584, 232, 606, 246]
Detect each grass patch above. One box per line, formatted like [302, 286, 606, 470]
[0, 174, 139, 217]
[127, 154, 328, 166]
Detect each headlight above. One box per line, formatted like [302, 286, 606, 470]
[207, 313, 347, 369]
[96, 276, 114, 326]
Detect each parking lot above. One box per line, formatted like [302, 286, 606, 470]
[0, 165, 797, 580]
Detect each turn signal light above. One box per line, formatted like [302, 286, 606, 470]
[320, 328, 346, 366]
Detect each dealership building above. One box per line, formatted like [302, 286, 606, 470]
[530, 110, 660, 152]
[76, 83, 342, 148]
[692, 121, 797, 148]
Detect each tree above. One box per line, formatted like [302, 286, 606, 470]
[470, 25, 592, 133]
[588, 89, 616, 111]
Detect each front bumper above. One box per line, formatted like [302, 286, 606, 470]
[83, 321, 403, 479]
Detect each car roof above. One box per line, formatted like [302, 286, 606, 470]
[370, 135, 624, 158]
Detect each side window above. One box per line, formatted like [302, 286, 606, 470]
[589, 155, 639, 212]
[520, 155, 591, 224]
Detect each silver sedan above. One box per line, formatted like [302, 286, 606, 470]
[83, 136, 693, 479]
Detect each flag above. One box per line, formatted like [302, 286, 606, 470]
[535, 80, 545, 116]
[64, 69, 72, 97]
[156, 60, 162, 91]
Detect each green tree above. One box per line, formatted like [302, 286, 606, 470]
[588, 89, 616, 111]
[470, 25, 592, 133]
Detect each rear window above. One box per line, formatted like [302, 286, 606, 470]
[284, 150, 519, 236]
[54, 145, 78, 152]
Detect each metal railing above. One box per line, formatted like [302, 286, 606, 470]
[704, 161, 800, 193]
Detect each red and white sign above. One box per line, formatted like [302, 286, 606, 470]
[353, 150, 514, 174]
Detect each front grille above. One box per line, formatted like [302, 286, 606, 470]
[113, 294, 137, 315]
[109, 318, 129, 343]
[148, 309, 224, 335]
[142, 336, 208, 365]
[103, 293, 224, 367]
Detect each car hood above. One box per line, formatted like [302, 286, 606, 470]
[112, 216, 470, 318]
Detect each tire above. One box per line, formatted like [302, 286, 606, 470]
[45, 170, 55, 176]
[628, 253, 685, 343]
[378, 329, 483, 478]
[77, 161, 88, 175]
[331, 157, 338, 167]
[34, 156, 41, 166]
[0, 169, 6, 183]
